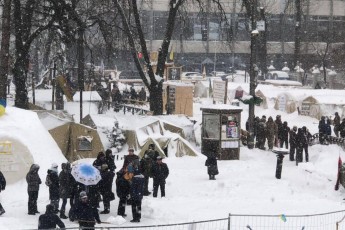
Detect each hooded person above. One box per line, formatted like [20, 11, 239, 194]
[59, 162, 76, 219]
[99, 164, 115, 214]
[105, 149, 116, 172]
[46, 163, 60, 213]
[289, 126, 298, 161]
[38, 204, 65, 229]
[69, 191, 101, 230]
[26, 164, 42, 215]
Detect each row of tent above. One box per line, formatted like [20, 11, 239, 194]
[37, 111, 198, 163]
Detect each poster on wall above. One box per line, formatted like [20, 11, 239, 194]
[167, 67, 182, 80]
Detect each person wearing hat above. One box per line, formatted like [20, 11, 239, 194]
[205, 155, 218, 180]
[38, 204, 65, 229]
[99, 164, 115, 214]
[140, 152, 154, 196]
[122, 148, 139, 172]
[69, 191, 101, 229]
[26, 164, 42, 215]
[334, 112, 341, 137]
[129, 171, 145, 222]
[152, 156, 169, 198]
[46, 163, 60, 213]
[0, 170, 6, 216]
[59, 162, 76, 219]
[93, 152, 107, 171]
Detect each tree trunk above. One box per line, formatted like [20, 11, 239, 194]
[149, 81, 163, 115]
[13, 56, 29, 109]
[0, 0, 12, 101]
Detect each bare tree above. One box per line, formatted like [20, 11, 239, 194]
[113, 0, 227, 115]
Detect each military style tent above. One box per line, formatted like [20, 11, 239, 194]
[119, 116, 199, 158]
[49, 122, 104, 161]
[274, 92, 297, 114]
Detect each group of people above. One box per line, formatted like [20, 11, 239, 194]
[247, 114, 312, 165]
[22, 145, 169, 229]
[111, 84, 147, 107]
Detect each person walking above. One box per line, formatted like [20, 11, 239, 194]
[99, 164, 115, 214]
[318, 116, 327, 144]
[274, 115, 283, 147]
[38, 204, 65, 229]
[26, 164, 42, 215]
[334, 112, 341, 137]
[205, 155, 218, 180]
[69, 191, 101, 230]
[152, 156, 169, 198]
[0, 170, 6, 215]
[296, 128, 305, 165]
[59, 162, 75, 219]
[130, 171, 145, 223]
[289, 126, 298, 161]
[46, 163, 60, 213]
[256, 116, 267, 150]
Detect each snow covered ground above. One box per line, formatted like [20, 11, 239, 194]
[1, 82, 345, 229]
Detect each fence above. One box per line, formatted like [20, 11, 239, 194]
[23, 210, 345, 230]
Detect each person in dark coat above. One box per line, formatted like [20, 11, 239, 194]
[130, 172, 145, 223]
[275, 115, 283, 147]
[116, 171, 131, 217]
[138, 87, 147, 102]
[205, 155, 218, 180]
[105, 149, 116, 172]
[122, 148, 140, 172]
[0, 170, 6, 215]
[339, 118, 345, 138]
[38, 204, 65, 230]
[266, 116, 277, 150]
[280, 121, 290, 149]
[334, 112, 341, 137]
[318, 116, 327, 144]
[255, 116, 267, 150]
[69, 191, 101, 230]
[140, 146, 158, 195]
[296, 128, 306, 165]
[46, 163, 60, 213]
[99, 164, 115, 214]
[26, 164, 42, 215]
[302, 126, 311, 162]
[93, 152, 107, 171]
[152, 156, 169, 197]
[59, 162, 76, 219]
[289, 126, 297, 161]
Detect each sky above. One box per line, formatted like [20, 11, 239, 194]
[1, 80, 345, 229]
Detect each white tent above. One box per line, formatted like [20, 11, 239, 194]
[274, 92, 298, 114]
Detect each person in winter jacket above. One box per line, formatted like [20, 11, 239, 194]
[319, 116, 327, 144]
[140, 148, 157, 195]
[266, 116, 277, 150]
[205, 155, 218, 180]
[339, 118, 345, 138]
[302, 126, 311, 162]
[46, 163, 60, 213]
[116, 170, 131, 217]
[130, 171, 145, 223]
[122, 148, 140, 172]
[38, 204, 65, 230]
[289, 126, 298, 161]
[275, 115, 283, 147]
[256, 116, 267, 150]
[93, 152, 107, 171]
[296, 128, 306, 165]
[152, 156, 169, 197]
[0, 170, 6, 215]
[99, 164, 115, 214]
[59, 162, 76, 219]
[69, 191, 101, 230]
[26, 164, 42, 215]
[280, 121, 290, 149]
[105, 149, 116, 172]
[334, 112, 341, 137]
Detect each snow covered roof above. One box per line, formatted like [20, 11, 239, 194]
[200, 104, 243, 111]
[72, 91, 102, 102]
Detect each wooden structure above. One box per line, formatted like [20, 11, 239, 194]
[163, 82, 193, 117]
[200, 104, 243, 160]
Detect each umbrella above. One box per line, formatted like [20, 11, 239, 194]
[71, 163, 101, 186]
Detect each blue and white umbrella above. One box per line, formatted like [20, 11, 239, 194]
[71, 163, 101, 186]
